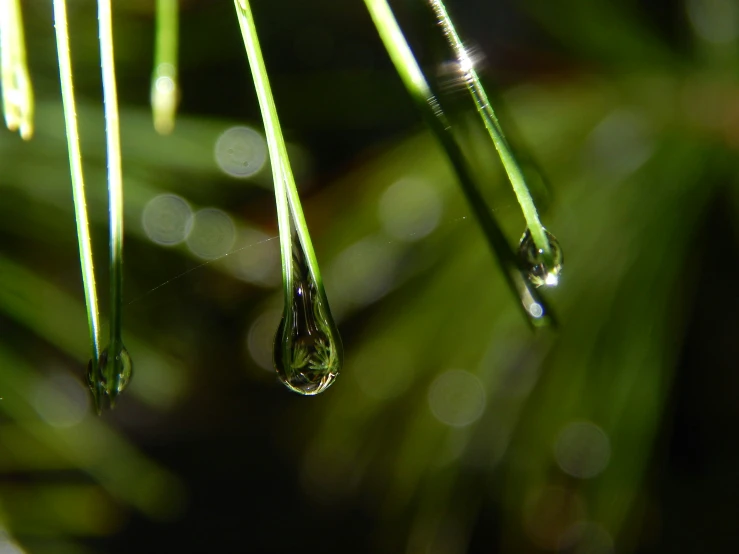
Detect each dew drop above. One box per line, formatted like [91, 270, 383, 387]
[274, 243, 343, 395]
[518, 229, 563, 288]
[86, 358, 105, 413]
[86, 343, 133, 411]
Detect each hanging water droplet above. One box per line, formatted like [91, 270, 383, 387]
[86, 358, 105, 413]
[274, 244, 343, 395]
[100, 345, 133, 394]
[86, 343, 133, 410]
[518, 229, 563, 287]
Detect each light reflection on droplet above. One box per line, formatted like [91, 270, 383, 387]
[227, 228, 280, 287]
[428, 370, 486, 427]
[554, 421, 611, 479]
[155, 76, 174, 94]
[151, 63, 178, 135]
[33, 371, 90, 428]
[519, 229, 563, 288]
[353, 336, 414, 400]
[528, 301, 544, 319]
[686, 0, 738, 43]
[186, 208, 236, 260]
[559, 521, 614, 554]
[247, 308, 282, 372]
[214, 126, 268, 178]
[142, 194, 193, 246]
[378, 178, 443, 241]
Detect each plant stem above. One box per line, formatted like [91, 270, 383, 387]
[0, 0, 33, 139]
[233, 0, 329, 302]
[363, 0, 553, 326]
[97, 0, 125, 349]
[52, 0, 101, 365]
[426, 0, 552, 259]
[152, 0, 179, 134]
[233, 0, 292, 296]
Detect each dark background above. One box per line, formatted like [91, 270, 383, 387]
[0, 0, 738, 552]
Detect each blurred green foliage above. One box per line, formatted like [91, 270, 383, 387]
[0, 0, 738, 553]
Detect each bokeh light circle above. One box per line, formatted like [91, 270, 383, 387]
[142, 194, 193, 246]
[227, 228, 280, 287]
[325, 236, 400, 317]
[559, 521, 615, 554]
[214, 126, 268, 178]
[428, 370, 486, 427]
[378, 178, 443, 241]
[554, 421, 611, 479]
[186, 208, 236, 260]
[686, 0, 738, 44]
[353, 336, 414, 400]
[33, 372, 90, 428]
[524, 486, 585, 550]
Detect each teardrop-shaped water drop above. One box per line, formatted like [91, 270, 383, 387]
[86, 357, 105, 413]
[86, 343, 133, 410]
[518, 228, 563, 287]
[100, 344, 133, 394]
[274, 246, 342, 395]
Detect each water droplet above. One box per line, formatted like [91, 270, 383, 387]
[86, 358, 104, 413]
[86, 343, 133, 411]
[274, 244, 342, 395]
[518, 229, 563, 288]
